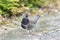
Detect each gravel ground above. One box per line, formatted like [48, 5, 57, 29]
[0, 11, 60, 40]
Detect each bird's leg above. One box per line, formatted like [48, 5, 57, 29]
[27, 30, 29, 34]
[29, 30, 31, 34]
[27, 30, 31, 34]
[28, 30, 35, 35]
[29, 30, 33, 34]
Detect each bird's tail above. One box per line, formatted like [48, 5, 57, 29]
[33, 14, 40, 24]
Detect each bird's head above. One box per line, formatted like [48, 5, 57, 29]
[23, 13, 29, 18]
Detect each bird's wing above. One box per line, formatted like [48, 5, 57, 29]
[28, 17, 35, 24]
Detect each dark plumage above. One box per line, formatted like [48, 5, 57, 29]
[21, 13, 29, 29]
[21, 13, 40, 33]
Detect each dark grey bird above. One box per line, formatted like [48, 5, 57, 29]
[21, 13, 40, 34]
[21, 13, 29, 29]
